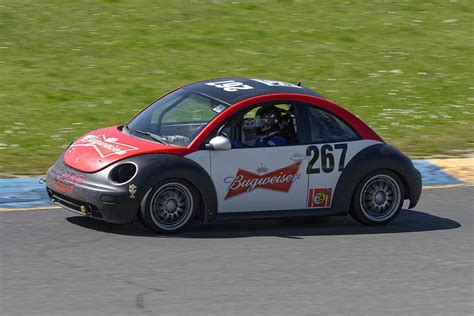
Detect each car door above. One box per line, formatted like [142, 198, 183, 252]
[209, 146, 309, 213]
[208, 104, 310, 214]
[301, 104, 381, 209]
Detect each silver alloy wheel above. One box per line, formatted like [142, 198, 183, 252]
[149, 182, 194, 231]
[359, 174, 401, 222]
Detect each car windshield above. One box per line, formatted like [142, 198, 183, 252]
[125, 89, 229, 146]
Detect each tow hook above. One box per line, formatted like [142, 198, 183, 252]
[80, 205, 91, 215]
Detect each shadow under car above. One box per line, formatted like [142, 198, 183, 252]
[66, 208, 461, 239]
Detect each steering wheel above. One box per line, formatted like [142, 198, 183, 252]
[217, 125, 230, 139]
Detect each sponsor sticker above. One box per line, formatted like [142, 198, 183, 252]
[307, 188, 332, 208]
[212, 104, 227, 113]
[224, 161, 301, 199]
[129, 184, 137, 199]
[52, 170, 86, 194]
[70, 134, 138, 158]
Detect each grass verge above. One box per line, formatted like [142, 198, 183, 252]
[1, 0, 473, 175]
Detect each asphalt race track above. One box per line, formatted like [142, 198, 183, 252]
[1, 187, 473, 315]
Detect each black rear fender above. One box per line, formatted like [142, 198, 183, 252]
[332, 144, 422, 215]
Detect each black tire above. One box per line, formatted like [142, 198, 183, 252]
[140, 179, 198, 234]
[350, 170, 404, 226]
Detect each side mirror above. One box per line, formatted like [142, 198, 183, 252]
[205, 136, 232, 150]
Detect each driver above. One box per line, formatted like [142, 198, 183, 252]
[234, 105, 288, 148]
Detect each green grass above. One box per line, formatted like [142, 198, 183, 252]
[1, 0, 473, 176]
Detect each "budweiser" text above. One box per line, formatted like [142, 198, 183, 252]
[224, 161, 302, 199]
[228, 173, 300, 193]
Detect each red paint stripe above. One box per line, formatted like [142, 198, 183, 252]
[189, 93, 384, 152]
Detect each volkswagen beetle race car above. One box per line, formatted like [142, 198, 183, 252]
[46, 78, 422, 233]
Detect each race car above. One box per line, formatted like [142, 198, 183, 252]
[46, 78, 422, 233]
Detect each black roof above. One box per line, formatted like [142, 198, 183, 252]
[182, 78, 323, 105]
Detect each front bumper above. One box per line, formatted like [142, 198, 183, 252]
[45, 156, 140, 224]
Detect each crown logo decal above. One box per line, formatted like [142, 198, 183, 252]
[256, 163, 268, 174]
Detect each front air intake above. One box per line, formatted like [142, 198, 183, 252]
[109, 163, 137, 184]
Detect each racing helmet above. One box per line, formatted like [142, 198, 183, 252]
[254, 105, 282, 135]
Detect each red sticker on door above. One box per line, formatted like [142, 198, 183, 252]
[308, 188, 332, 208]
[224, 161, 302, 199]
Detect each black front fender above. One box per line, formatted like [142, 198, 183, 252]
[126, 154, 218, 223]
[332, 144, 422, 215]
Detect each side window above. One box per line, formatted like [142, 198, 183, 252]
[223, 103, 299, 148]
[305, 106, 359, 143]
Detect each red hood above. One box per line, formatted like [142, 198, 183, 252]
[63, 126, 188, 173]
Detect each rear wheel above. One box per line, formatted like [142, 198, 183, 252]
[140, 179, 198, 234]
[350, 170, 404, 226]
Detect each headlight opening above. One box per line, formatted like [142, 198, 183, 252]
[109, 163, 137, 184]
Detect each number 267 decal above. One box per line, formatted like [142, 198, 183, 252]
[306, 143, 348, 174]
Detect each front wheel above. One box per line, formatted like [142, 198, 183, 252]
[350, 170, 404, 226]
[140, 179, 198, 234]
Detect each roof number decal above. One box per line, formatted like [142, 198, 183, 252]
[205, 80, 254, 92]
[251, 79, 302, 89]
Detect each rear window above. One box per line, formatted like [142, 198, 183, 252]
[305, 106, 359, 143]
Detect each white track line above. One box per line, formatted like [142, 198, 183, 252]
[422, 183, 474, 190]
[0, 206, 62, 212]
